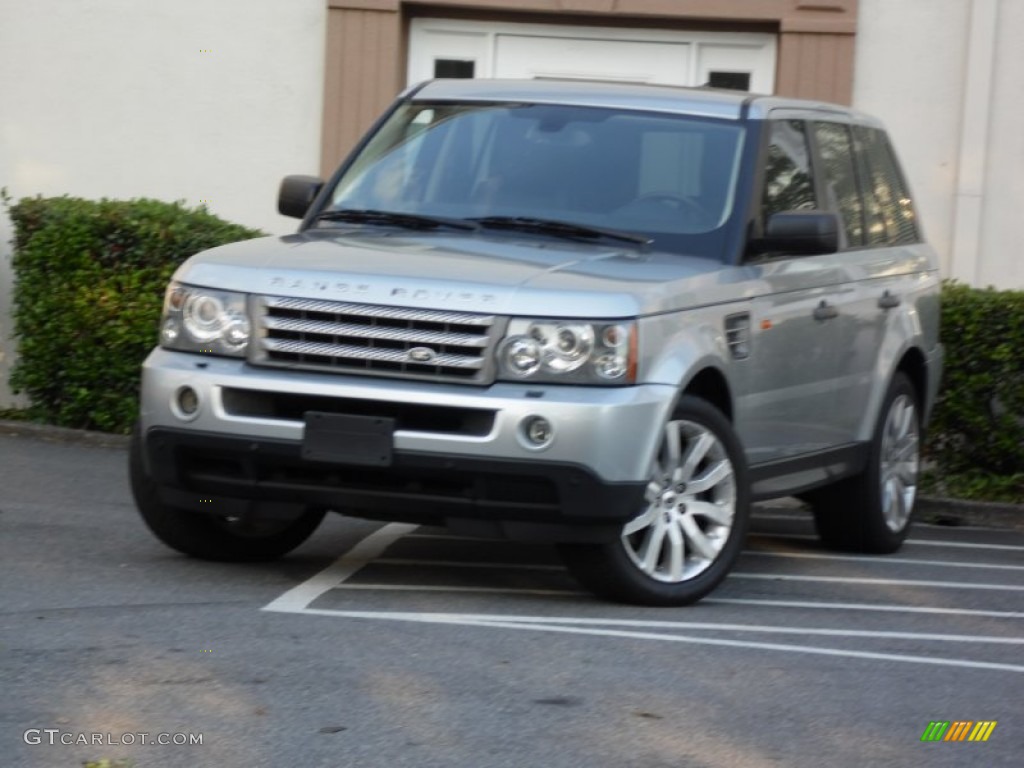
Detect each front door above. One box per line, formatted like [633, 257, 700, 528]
[735, 118, 848, 466]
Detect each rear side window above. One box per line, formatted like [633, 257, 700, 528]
[813, 121, 864, 248]
[855, 126, 920, 245]
[762, 120, 816, 219]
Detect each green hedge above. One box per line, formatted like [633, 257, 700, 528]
[4, 194, 262, 433]
[924, 281, 1024, 502]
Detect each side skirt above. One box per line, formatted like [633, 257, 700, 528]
[748, 443, 869, 501]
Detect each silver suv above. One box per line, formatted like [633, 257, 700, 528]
[130, 79, 943, 605]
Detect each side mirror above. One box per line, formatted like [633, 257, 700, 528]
[278, 175, 324, 219]
[750, 211, 840, 256]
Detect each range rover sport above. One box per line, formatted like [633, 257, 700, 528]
[130, 79, 943, 605]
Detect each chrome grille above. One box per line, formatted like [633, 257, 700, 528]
[253, 296, 502, 383]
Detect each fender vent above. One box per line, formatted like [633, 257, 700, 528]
[725, 313, 751, 360]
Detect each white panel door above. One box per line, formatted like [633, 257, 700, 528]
[408, 19, 777, 93]
[697, 43, 776, 94]
[494, 35, 690, 85]
[407, 28, 490, 84]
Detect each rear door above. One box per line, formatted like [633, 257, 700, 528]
[819, 122, 929, 444]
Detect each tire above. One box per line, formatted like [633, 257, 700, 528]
[129, 425, 325, 561]
[810, 372, 920, 553]
[558, 396, 750, 606]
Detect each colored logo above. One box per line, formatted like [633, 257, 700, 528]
[921, 720, 997, 742]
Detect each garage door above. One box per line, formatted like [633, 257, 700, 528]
[408, 19, 776, 93]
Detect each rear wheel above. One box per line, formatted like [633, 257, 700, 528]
[811, 372, 920, 553]
[559, 396, 750, 606]
[129, 425, 325, 561]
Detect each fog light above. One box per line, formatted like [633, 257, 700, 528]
[522, 415, 553, 448]
[175, 386, 200, 418]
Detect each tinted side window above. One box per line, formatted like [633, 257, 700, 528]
[854, 126, 920, 245]
[813, 121, 864, 248]
[762, 120, 816, 219]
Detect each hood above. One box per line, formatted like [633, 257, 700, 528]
[174, 230, 755, 317]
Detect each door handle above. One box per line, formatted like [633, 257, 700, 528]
[878, 291, 902, 310]
[813, 300, 839, 321]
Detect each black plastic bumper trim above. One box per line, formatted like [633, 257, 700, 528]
[142, 427, 645, 530]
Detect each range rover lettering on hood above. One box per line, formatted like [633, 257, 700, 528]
[389, 287, 498, 305]
[268, 276, 372, 296]
[267, 275, 498, 306]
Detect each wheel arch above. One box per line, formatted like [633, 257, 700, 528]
[858, 340, 933, 444]
[895, 346, 928, 422]
[680, 366, 734, 422]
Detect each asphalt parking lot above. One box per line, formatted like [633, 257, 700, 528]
[268, 514, 1024, 672]
[1, 428, 1021, 767]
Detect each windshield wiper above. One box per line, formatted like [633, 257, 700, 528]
[470, 216, 652, 247]
[314, 208, 479, 231]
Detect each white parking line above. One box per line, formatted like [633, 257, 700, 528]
[264, 524, 1024, 639]
[336, 583, 585, 597]
[705, 597, 1024, 619]
[744, 550, 1024, 571]
[308, 581, 1024, 619]
[360, 558, 1024, 592]
[751, 532, 1024, 552]
[383, 552, 1023, 573]
[261, 525, 1023, 673]
[262, 523, 417, 613]
[905, 538, 1024, 552]
[306, 611, 1024, 644]
[731, 573, 1024, 591]
[375, 558, 563, 571]
[294, 608, 1024, 674]
[414, 529, 1024, 553]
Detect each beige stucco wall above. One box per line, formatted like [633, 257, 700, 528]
[0, 0, 327, 406]
[976, 0, 1024, 288]
[854, 0, 1023, 289]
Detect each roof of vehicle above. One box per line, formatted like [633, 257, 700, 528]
[410, 78, 880, 125]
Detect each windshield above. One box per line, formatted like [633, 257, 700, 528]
[324, 102, 746, 256]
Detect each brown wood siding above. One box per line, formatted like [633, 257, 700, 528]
[402, 5, 777, 34]
[403, 0, 854, 27]
[321, 8, 402, 177]
[777, 31, 855, 104]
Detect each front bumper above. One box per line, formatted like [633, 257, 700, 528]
[138, 348, 677, 539]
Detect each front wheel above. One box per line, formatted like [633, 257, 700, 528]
[129, 425, 325, 561]
[810, 372, 920, 553]
[559, 396, 750, 606]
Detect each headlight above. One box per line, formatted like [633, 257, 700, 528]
[498, 319, 637, 385]
[159, 282, 250, 357]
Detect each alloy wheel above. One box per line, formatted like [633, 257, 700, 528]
[621, 419, 737, 583]
[880, 394, 919, 532]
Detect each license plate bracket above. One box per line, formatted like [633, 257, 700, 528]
[302, 412, 395, 467]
